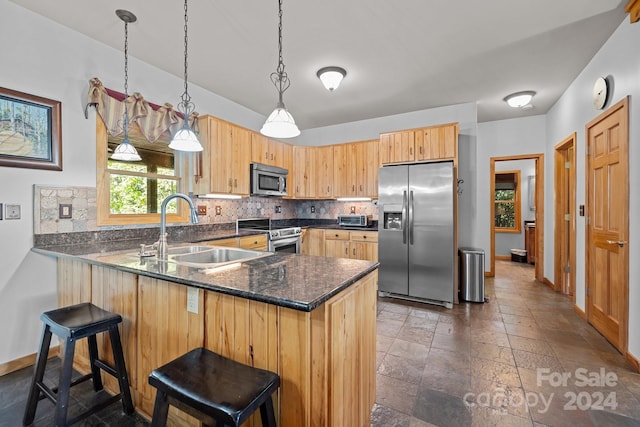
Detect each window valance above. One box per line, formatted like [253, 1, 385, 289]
[85, 77, 199, 143]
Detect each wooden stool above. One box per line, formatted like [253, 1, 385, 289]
[23, 303, 134, 426]
[148, 347, 280, 427]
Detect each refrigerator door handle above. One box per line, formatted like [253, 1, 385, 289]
[409, 190, 414, 245]
[402, 190, 408, 244]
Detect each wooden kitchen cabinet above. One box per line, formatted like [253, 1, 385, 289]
[333, 140, 379, 198]
[301, 228, 325, 256]
[324, 229, 378, 261]
[380, 122, 458, 165]
[292, 145, 312, 198]
[196, 116, 251, 196]
[238, 234, 268, 251]
[416, 123, 458, 161]
[313, 145, 334, 198]
[379, 130, 415, 164]
[251, 133, 292, 171]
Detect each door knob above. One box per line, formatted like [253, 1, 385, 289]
[606, 240, 626, 247]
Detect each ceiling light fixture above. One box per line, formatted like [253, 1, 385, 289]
[504, 91, 536, 108]
[317, 66, 347, 92]
[111, 9, 141, 162]
[260, 0, 300, 139]
[169, 0, 203, 152]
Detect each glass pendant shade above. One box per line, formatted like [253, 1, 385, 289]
[260, 106, 300, 138]
[112, 139, 142, 161]
[169, 123, 203, 151]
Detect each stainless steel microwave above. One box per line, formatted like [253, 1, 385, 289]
[337, 214, 373, 227]
[250, 163, 288, 197]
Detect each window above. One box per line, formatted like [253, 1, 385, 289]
[494, 170, 521, 233]
[97, 120, 189, 226]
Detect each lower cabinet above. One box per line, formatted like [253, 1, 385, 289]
[324, 229, 378, 261]
[57, 258, 377, 427]
[301, 228, 324, 256]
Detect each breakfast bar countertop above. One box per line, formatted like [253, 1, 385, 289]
[32, 242, 378, 312]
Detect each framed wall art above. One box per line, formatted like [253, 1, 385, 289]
[0, 87, 62, 170]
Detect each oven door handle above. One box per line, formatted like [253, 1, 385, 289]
[271, 236, 300, 246]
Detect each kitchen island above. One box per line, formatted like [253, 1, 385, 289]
[33, 242, 378, 426]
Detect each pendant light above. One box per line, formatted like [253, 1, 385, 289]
[169, 0, 203, 152]
[111, 9, 141, 162]
[260, 0, 300, 139]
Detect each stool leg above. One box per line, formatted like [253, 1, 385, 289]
[150, 390, 170, 427]
[23, 324, 52, 426]
[54, 336, 76, 427]
[259, 396, 277, 427]
[108, 325, 134, 414]
[87, 334, 104, 392]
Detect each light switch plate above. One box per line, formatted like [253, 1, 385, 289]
[5, 204, 20, 220]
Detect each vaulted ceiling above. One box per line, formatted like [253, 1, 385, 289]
[11, 0, 627, 129]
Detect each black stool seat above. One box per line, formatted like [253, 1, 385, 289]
[148, 347, 280, 427]
[23, 302, 134, 426]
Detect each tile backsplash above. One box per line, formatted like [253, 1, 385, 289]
[33, 185, 378, 235]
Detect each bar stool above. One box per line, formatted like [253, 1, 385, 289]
[23, 302, 134, 426]
[148, 347, 280, 427]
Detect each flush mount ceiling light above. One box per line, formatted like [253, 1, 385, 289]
[317, 66, 347, 92]
[169, 0, 203, 152]
[111, 9, 141, 162]
[260, 0, 300, 139]
[504, 91, 536, 108]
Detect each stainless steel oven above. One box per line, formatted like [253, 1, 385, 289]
[268, 234, 300, 253]
[237, 218, 301, 254]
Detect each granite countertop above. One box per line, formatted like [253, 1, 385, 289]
[32, 242, 378, 312]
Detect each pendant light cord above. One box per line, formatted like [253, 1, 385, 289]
[271, 0, 290, 107]
[179, 0, 194, 118]
[122, 18, 130, 133]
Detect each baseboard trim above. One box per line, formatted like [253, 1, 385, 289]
[495, 255, 511, 261]
[573, 304, 586, 320]
[0, 346, 60, 377]
[625, 352, 640, 373]
[543, 277, 554, 290]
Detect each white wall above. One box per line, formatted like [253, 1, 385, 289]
[476, 115, 547, 267]
[545, 18, 640, 358]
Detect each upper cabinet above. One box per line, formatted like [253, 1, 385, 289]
[251, 133, 292, 170]
[195, 115, 251, 196]
[292, 145, 333, 199]
[379, 130, 415, 164]
[417, 123, 458, 161]
[333, 140, 378, 198]
[380, 123, 458, 165]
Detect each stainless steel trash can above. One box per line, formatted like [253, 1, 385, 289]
[459, 247, 485, 303]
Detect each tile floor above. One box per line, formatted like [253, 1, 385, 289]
[2, 260, 639, 426]
[372, 260, 640, 426]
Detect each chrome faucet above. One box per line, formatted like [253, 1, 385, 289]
[157, 193, 199, 260]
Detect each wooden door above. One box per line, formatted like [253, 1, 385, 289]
[251, 132, 270, 165]
[314, 145, 334, 198]
[363, 140, 379, 197]
[292, 146, 310, 198]
[333, 144, 349, 198]
[212, 120, 233, 194]
[586, 97, 629, 352]
[554, 133, 576, 296]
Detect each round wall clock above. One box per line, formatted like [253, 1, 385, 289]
[593, 76, 608, 110]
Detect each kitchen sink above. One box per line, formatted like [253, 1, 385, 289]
[167, 246, 269, 268]
[166, 246, 215, 255]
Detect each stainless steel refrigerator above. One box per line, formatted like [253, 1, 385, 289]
[378, 161, 455, 308]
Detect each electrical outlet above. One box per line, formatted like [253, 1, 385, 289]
[215, 206, 222, 215]
[59, 204, 72, 219]
[275, 206, 282, 213]
[187, 287, 199, 314]
[350, 205, 356, 214]
[197, 205, 207, 215]
[310, 205, 315, 213]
